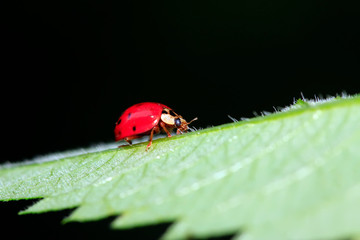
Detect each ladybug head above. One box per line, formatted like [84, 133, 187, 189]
[161, 108, 197, 133]
[174, 116, 198, 133]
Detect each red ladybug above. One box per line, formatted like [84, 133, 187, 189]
[114, 102, 197, 150]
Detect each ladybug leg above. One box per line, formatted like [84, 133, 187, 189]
[117, 138, 132, 148]
[176, 129, 188, 134]
[124, 138, 132, 145]
[118, 136, 139, 148]
[160, 121, 172, 138]
[146, 126, 160, 151]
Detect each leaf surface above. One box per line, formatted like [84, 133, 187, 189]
[1, 96, 360, 239]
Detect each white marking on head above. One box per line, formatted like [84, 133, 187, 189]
[161, 114, 175, 125]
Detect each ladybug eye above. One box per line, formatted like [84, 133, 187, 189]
[175, 118, 181, 127]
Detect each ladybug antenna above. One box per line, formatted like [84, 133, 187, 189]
[188, 117, 198, 125]
[169, 110, 181, 117]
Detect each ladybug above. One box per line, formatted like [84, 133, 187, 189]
[114, 102, 197, 150]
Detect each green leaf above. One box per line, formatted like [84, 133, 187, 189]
[1, 95, 360, 239]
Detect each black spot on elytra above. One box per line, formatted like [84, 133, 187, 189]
[128, 113, 132, 119]
[116, 119, 121, 125]
[132, 126, 136, 132]
[118, 130, 121, 135]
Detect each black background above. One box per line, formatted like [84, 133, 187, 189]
[1, 0, 360, 239]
